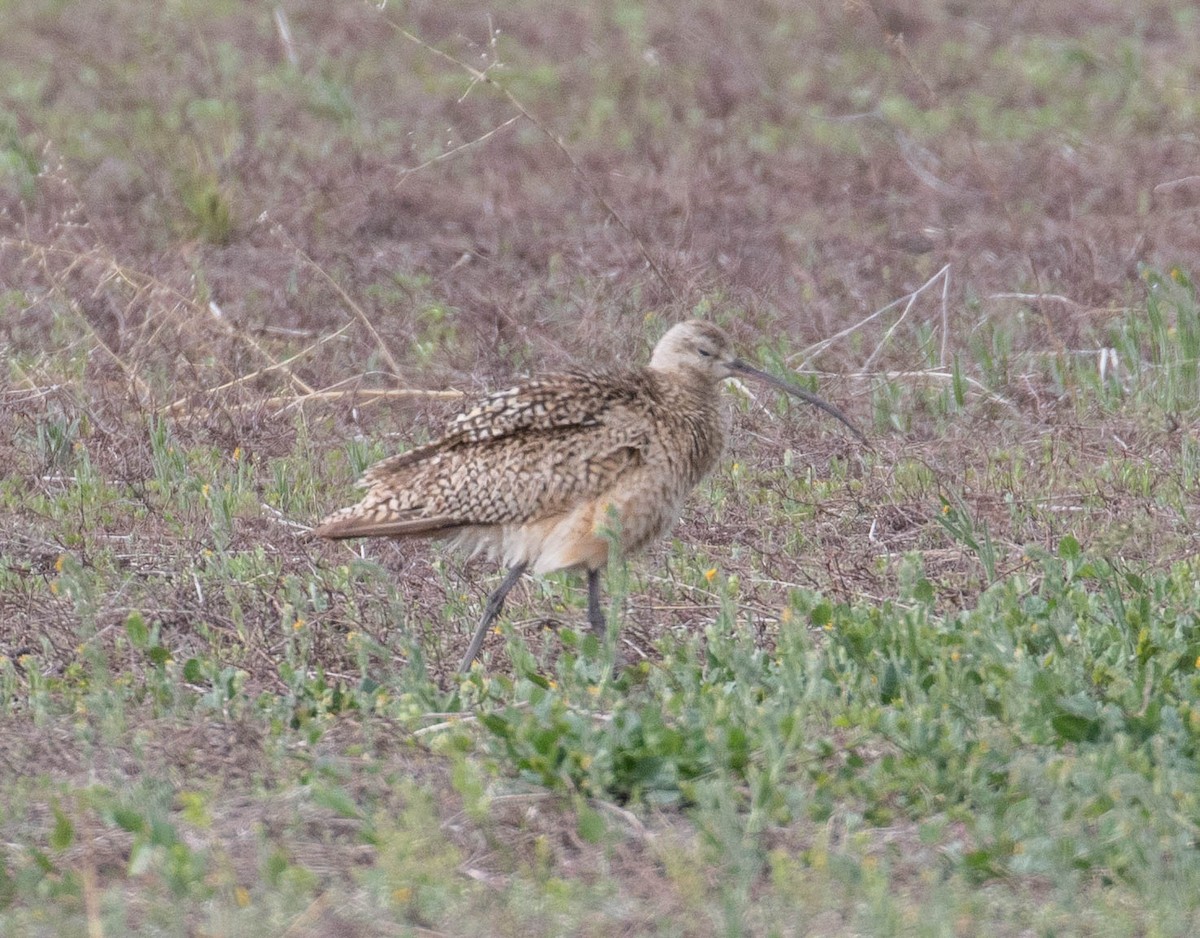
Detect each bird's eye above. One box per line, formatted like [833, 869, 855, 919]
[697, 346, 712, 358]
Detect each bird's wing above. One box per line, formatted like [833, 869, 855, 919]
[316, 371, 654, 539]
[359, 371, 631, 485]
[446, 373, 618, 442]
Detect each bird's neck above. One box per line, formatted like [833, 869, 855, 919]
[647, 363, 715, 399]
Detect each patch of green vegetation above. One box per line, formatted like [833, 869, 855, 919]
[0, 106, 40, 202]
[178, 173, 236, 246]
[4, 0, 1200, 930]
[444, 538, 1200, 923]
[6, 292, 1200, 933]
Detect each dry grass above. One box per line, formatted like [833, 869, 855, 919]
[2, 0, 1200, 934]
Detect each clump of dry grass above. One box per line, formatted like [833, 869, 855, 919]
[2, 1, 1200, 934]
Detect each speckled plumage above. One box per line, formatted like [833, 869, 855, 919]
[315, 320, 863, 671]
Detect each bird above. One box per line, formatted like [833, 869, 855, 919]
[315, 320, 865, 672]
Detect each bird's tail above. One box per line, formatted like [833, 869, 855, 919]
[314, 503, 461, 540]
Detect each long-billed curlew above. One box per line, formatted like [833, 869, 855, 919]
[316, 320, 864, 672]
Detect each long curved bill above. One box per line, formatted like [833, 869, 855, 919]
[729, 358, 867, 445]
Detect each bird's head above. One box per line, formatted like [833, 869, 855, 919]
[648, 319, 867, 444]
[649, 320, 739, 380]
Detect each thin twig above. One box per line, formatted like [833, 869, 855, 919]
[162, 320, 355, 415]
[269, 222, 405, 376]
[939, 263, 950, 369]
[208, 299, 316, 396]
[24, 240, 155, 404]
[9, 235, 314, 400]
[273, 6, 299, 66]
[1153, 175, 1200, 193]
[846, 367, 1017, 411]
[856, 0, 1061, 351]
[169, 385, 465, 418]
[397, 114, 522, 184]
[987, 291, 1082, 307]
[797, 264, 950, 370]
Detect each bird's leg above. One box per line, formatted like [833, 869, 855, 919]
[458, 563, 528, 673]
[586, 568, 606, 637]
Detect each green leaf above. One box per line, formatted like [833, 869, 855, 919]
[49, 805, 74, 851]
[182, 658, 204, 683]
[178, 791, 211, 828]
[479, 713, 511, 737]
[1051, 701, 1103, 743]
[113, 807, 147, 834]
[148, 817, 179, 847]
[963, 848, 1004, 882]
[264, 848, 290, 885]
[311, 785, 360, 819]
[576, 805, 606, 843]
[125, 611, 150, 649]
[0, 853, 16, 910]
[912, 578, 935, 604]
[1051, 714, 1099, 743]
[27, 847, 56, 875]
[810, 601, 832, 628]
[1057, 534, 1081, 560]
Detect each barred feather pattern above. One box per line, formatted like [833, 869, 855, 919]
[315, 367, 728, 574]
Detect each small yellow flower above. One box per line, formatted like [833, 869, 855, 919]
[1170, 267, 1184, 283]
[1195, 656, 1200, 669]
[49, 581, 59, 595]
[547, 680, 558, 689]
[704, 567, 718, 583]
[232, 446, 242, 462]
[54, 554, 65, 573]
[950, 650, 961, 662]
[201, 483, 210, 498]
[780, 607, 793, 625]
[292, 618, 304, 631]
[941, 504, 951, 515]
[235, 886, 251, 908]
[392, 887, 413, 904]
